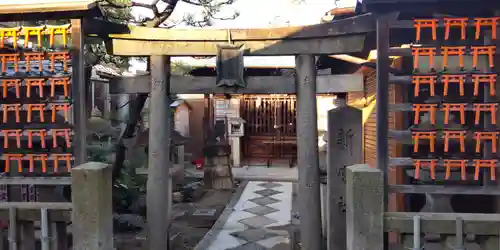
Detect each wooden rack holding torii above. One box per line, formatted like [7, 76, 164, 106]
[380, 16, 500, 195]
[0, 23, 79, 203]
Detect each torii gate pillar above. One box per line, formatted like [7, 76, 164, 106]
[146, 56, 173, 250]
[296, 54, 323, 250]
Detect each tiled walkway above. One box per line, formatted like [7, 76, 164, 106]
[197, 181, 293, 250]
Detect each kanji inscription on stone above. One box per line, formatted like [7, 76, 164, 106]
[327, 105, 362, 250]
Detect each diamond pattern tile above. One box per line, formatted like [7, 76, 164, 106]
[244, 206, 279, 216]
[249, 196, 280, 206]
[227, 242, 269, 250]
[230, 228, 280, 242]
[254, 188, 282, 197]
[239, 216, 278, 228]
[258, 182, 282, 189]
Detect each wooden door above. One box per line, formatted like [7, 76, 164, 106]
[240, 95, 297, 161]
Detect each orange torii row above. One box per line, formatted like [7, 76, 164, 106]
[1, 77, 71, 98]
[1, 128, 71, 149]
[412, 131, 499, 153]
[413, 103, 498, 125]
[412, 159, 497, 181]
[412, 74, 497, 97]
[0, 24, 71, 49]
[0, 51, 70, 74]
[414, 17, 499, 41]
[2, 153, 72, 173]
[1, 103, 71, 123]
[412, 46, 496, 70]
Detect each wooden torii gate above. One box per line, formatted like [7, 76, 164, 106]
[106, 15, 374, 250]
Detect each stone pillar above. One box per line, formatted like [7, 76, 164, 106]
[72, 162, 113, 250]
[295, 54, 322, 250]
[327, 105, 362, 250]
[147, 55, 173, 250]
[229, 137, 241, 167]
[345, 164, 384, 250]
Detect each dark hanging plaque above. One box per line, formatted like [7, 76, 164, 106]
[216, 44, 246, 88]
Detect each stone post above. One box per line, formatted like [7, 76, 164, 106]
[295, 54, 322, 250]
[72, 162, 113, 250]
[326, 105, 362, 250]
[147, 55, 173, 250]
[345, 164, 384, 250]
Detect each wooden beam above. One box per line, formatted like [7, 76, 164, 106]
[0, 0, 97, 14]
[109, 35, 366, 56]
[109, 14, 374, 41]
[0, 202, 72, 210]
[385, 212, 500, 235]
[389, 185, 500, 195]
[109, 74, 363, 94]
[0, 177, 71, 185]
[105, 14, 375, 56]
[0, 210, 71, 222]
[0, 0, 102, 21]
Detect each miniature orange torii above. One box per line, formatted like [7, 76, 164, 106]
[442, 74, 466, 96]
[441, 103, 467, 125]
[27, 154, 49, 173]
[474, 132, 498, 153]
[412, 104, 437, 125]
[1, 79, 21, 98]
[52, 153, 72, 172]
[24, 52, 45, 74]
[473, 103, 497, 125]
[473, 159, 497, 181]
[412, 75, 437, 97]
[444, 17, 468, 40]
[27, 129, 47, 148]
[25, 78, 46, 98]
[442, 130, 466, 153]
[474, 17, 500, 40]
[3, 153, 23, 172]
[414, 19, 439, 41]
[2, 129, 22, 149]
[472, 74, 496, 96]
[52, 128, 72, 148]
[412, 131, 437, 153]
[443, 159, 468, 180]
[413, 159, 437, 180]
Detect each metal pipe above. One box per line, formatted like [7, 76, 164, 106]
[412, 215, 420, 250]
[455, 217, 464, 250]
[8, 208, 17, 250]
[146, 55, 173, 250]
[295, 54, 322, 250]
[40, 208, 50, 250]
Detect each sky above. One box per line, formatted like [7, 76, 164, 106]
[129, 0, 358, 69]
[131, 0, 354, 28]
[2, 0, 359, 69]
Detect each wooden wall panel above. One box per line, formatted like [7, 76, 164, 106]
[347, 67, 404, 214]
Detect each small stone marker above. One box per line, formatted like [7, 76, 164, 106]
[345, 164, 384, 250]
[72, 162, 113, 250]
